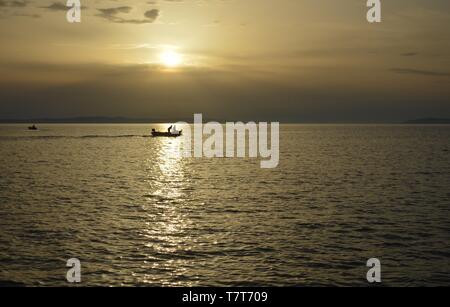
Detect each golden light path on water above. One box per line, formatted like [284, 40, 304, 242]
[140, 134, 195, 286]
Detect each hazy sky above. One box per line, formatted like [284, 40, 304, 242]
[0, 0, 449, 122]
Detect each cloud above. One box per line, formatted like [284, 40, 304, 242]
[41, 3, 65, 11]
[0, 0, 29, 8]
[0, 0, 39, 19]
[96, 7, 160, 24]
[390, 68, 450, 77]
[144, 9, 159, 20]
[97, 6, 132, 17]
[40, 2, 87, 11]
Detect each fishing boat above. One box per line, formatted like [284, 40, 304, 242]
[28, 125, 38, 130]
[151, 129, 182, 137]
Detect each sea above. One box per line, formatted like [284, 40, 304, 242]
[0, 124, 449, 286]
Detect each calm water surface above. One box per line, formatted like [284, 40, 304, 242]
[0, 124, 449, 286]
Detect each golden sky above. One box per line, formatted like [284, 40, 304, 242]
[0, 0, 449, 121]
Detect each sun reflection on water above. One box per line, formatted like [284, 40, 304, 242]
[139, 135, 196, 285]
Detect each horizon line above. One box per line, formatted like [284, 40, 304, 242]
[1, 116, 450, 125]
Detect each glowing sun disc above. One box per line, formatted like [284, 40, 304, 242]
[160, 50, 182, 67]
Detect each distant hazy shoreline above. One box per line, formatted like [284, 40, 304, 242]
[402, 118, 450, 124]
[0, 117, 173, 124]
[0, 117, 449, 124]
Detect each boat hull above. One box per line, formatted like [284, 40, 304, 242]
[151, 132, 182, 137]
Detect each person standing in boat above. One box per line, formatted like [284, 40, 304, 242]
[171, 125, 180, 135]
[168, 125, 173, 133]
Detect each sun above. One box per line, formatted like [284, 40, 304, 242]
[160, 50, 182, 68]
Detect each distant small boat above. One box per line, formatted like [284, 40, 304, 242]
[151, 129, 182, 137]
[28, 125, 38, 130]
